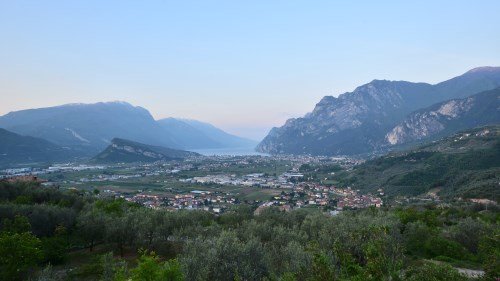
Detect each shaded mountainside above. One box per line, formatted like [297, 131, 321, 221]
[0, 102, 179, 156]
[0, 102, 257, 158]
[334, 126, 500, 201]
[386, 88, 500, 145]
[157, 118, 257, 149]
[180, 119, 257, 148]
[93, 138, 199, 163]
[0, 128, 76, 167]
[257, 67, 500, 156]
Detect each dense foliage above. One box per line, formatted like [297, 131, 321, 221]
[0, 181, 498, 280]
[333, 126, 500, 201]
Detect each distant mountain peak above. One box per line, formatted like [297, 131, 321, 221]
[465, 66, 500, 74]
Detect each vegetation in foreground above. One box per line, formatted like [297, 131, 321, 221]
[0, 181, 498, 280]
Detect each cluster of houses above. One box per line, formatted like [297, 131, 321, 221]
[336, 194, 383, 209]
[259, 182, 383, 212]
[121, 190, 237, 213]
[116, 177, 384, 214]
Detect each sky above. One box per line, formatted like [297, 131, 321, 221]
[1, 1, 500, 141]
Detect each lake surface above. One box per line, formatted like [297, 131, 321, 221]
[191, 147, 269, 156]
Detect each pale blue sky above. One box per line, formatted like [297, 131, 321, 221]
[1, 1, 499, 140]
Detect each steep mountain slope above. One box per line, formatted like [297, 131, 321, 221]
[0, 128, 74, 167]
[171, 119, 257, 148]
[93, 138, 199, 163]
[386, 88, 500, 145]
[334, 126, 500, 201]
[257, 67, 500, 156]
[157, 118, 221, 149]
[0, 102, 179, 155]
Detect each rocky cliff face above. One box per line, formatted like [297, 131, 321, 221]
[386, 88, 500, 145]
[257, 80, 434, 155]
[110, 143, 167, 160]
[257, 67, 500, 156]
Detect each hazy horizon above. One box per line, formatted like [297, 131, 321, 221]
[1, 1, 500, 140]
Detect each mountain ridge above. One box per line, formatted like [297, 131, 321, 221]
[0, 102, 256, 158]
[257, 66, 500, 156]
[0, 101, 179, 156]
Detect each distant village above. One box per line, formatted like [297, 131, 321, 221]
[0, 155, 383, 215]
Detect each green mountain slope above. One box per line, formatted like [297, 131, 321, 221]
[93, 138, 200, 163]
[335, 125, 500, 201]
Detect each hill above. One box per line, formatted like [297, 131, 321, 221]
[257, 67, 500, 156]
[0, 128, 74, 168]
[93, 138, 200, 163]
[334, 126, 500, 201]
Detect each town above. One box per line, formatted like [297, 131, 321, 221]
[0, 154, 384, 214]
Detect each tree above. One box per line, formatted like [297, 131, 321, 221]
[449, 217, 489, 254]
[100, 252, 129, 281]
[308, 250, 335, 281]
[77, 206, 107, 251]
[160, 259, 184, 281]
[130, 251, 184, 281]
[0, 231, 43, 280]
[180, 231, 266, 281]
[105, 211, 139, 257]
[403, 221, 434, 256]
[478, 231, 500, 280]
[1, 215, 31, 233]
[403, 262, 468, 281]
[41, 225, 69, 264]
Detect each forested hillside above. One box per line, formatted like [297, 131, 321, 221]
[333, 126, 500, 201]
[0, 181, 498, 280]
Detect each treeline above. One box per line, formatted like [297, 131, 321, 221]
[0, 181, 499, 280]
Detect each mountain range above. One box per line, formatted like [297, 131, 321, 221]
[256, 66, 500, 156]
[0, 102, 256, 158]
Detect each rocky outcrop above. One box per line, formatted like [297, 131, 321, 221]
[385, 88, 499, 145]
